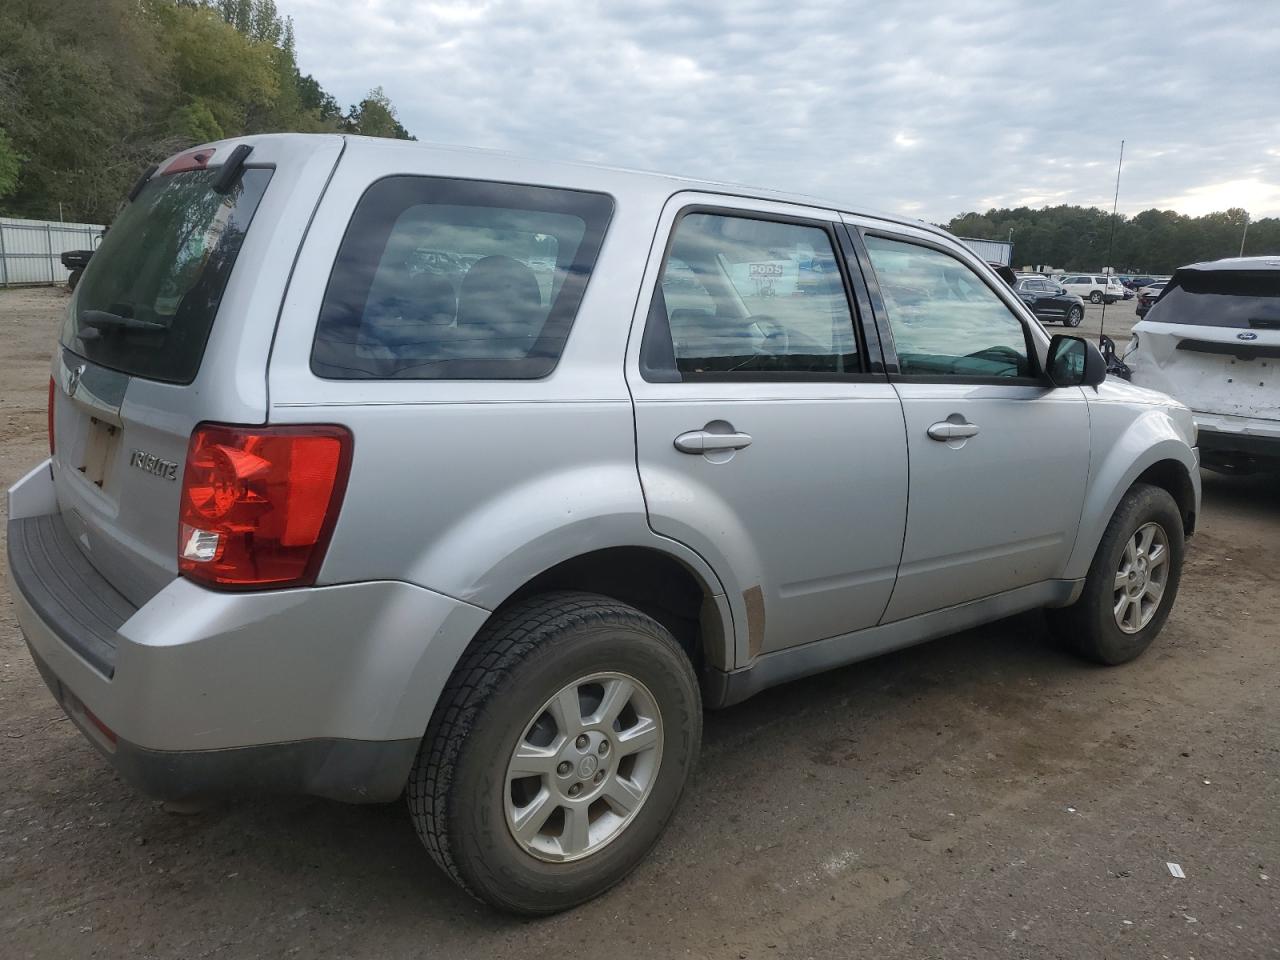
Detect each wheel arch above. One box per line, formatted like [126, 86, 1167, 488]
[1064, 414, 1200, 581]
[1133, 458, 1198, 536]
[486, 545, 735, 674]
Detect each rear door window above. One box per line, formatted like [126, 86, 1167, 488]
[1152, 271, 1280, 329]
[62, 167, 273, 384]
[312, 177, 613, 379]
[642, 212, 860, 378]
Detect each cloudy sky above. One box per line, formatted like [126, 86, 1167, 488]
[289, 0, 1280, 222]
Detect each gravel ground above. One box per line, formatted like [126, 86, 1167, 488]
[1, 286, 1277, 959]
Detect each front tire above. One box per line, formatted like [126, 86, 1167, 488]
[1065, 305, 1083, 326]
[1049, 483, 1184, 665]
[407, 591, 702, 915]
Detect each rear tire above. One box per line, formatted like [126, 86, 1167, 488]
[1048, 483, 1184, 665]
[407, 591, 702, 915]
[1089, 290, 1103, 304]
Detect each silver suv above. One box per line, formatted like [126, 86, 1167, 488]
[7, 135, 1200, 914]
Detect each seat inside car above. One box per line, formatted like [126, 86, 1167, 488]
[456, 255, 544, 354]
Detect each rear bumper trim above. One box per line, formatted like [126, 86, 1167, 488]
[1196, 427, 1280, 460]
[7, 513, 135, 677]
[27, 643, 418, 803]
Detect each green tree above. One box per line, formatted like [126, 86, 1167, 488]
[0, 128, 20, 199]
[946, 203, 1277, 274]
[346, 86, 415, 140]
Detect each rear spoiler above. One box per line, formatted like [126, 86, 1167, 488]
[126, 143, 255, 204]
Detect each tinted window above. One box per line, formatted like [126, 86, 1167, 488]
[864, 235, 1032, 379]
[645, 213, 859, 377]
[62, 167, 272, 384]
[1150, 271, 1280, 329]
[313, 177, 612, 379]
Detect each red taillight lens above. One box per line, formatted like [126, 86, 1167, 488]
[178, 424, 353, 590]
[47, 377, 56, 456]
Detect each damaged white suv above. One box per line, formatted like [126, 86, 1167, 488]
[1126, 257, 1280, 473]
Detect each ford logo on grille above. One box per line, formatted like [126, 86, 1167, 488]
[1237, 332, 1259, 341]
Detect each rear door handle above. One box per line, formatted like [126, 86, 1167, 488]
[927, 419, 980, 441]
[674, 429, 753, 454]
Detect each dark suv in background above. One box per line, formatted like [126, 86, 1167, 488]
[1013, 274, 1085, 326]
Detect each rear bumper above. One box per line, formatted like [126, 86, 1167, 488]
[6, 461, 490, 802]
[25, 642, 418, 802]
[1194, 413, 1280, 463]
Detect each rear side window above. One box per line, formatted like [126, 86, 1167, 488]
[62, 168, 273, 384]
[312, 177, 613, 379]
[1151, 271, 1280, 329]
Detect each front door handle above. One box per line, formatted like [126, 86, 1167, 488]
[927, 419, 980, 441]
[674, 429, 753, 454]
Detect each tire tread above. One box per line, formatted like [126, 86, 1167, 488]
[406, 590, 684, 905]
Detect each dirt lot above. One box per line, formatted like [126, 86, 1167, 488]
[1, 286, 1277, 959]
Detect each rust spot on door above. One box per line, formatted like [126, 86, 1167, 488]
[743, 585, 765, 659]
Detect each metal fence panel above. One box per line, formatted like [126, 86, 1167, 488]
[955, 236, 1014, 266]
[0, 217, 106, 286]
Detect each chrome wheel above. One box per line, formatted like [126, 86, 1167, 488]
[1112, 521, 1169, 634]
[504, 672, 662, 863]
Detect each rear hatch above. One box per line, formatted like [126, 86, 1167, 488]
[1130, 263, 1280, 422]
[49, 136, 342, 606]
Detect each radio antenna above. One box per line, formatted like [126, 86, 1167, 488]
[1099, 139, 1124, 343]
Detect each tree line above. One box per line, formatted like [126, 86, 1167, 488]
[0, 0, 413, 223]
[946, 204, 1278, 275]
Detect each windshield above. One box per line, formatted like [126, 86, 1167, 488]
[62, 167, 272, 384]
[1150, 271, 1280, 328]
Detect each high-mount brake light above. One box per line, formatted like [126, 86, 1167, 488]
[178, 424, 353, 590]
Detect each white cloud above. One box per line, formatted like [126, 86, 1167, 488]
[288, 0, 1280, 221]
[1157, 179, 1280, 217]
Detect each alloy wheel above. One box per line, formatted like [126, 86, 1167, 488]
[1112, 521, 1170, 634]
[504, 672, 663, 862]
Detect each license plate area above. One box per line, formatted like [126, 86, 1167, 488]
[80, 417, 122, 488]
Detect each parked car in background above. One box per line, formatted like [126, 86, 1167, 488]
[1060, 274, 1124, 304]
[1138, 280, 1168, 298]
[1014, 274, 1085, 325]
[1135, 282, 1167, 318]
[1126, 256, 1280, 473]
[8, 133, 1201, 915]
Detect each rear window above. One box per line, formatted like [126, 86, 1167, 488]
[1150, 271, 1280, 329]
[312, 177, 613, 379]
[62, 167, 272, 384]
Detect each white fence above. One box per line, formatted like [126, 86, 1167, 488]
[956, 236, 1013, 266]
[0, 217, 106, 287]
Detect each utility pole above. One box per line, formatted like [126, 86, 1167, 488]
[1239, 212, 1250, 257]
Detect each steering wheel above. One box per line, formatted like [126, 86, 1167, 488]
[963, 345, 1024, 372]
[748, 315, 790, 356]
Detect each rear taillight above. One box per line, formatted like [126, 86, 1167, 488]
[178, 424, 353, 590]
[47, 377, 56, 455]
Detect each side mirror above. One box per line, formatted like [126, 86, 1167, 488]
[1046, 334, 1107, 388]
